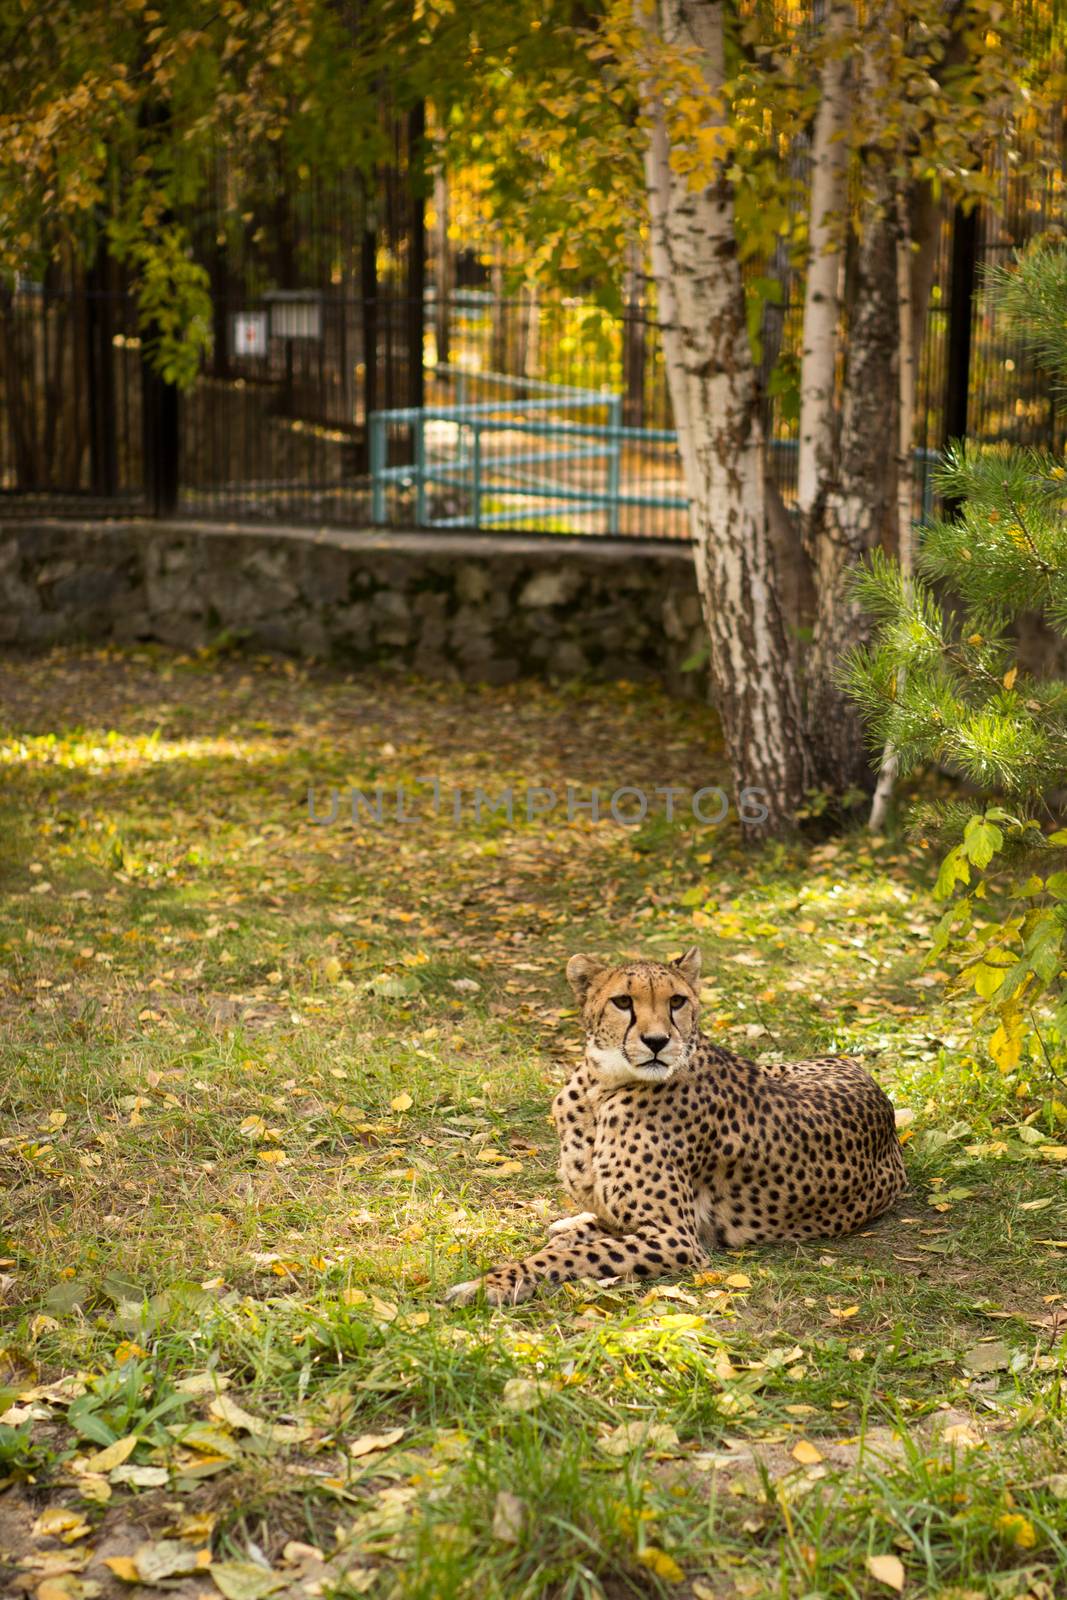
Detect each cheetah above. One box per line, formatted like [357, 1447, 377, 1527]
[445, 947, 907, 1306]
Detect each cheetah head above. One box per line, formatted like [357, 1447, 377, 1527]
[565, 948, 701, 1087]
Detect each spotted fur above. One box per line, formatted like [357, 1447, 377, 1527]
[446, 948, 907, 1307]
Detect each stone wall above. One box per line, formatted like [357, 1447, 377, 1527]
[0, 519, 708, 695]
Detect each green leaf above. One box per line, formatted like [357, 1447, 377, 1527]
[962, 816, 1004, 870]
[67, 1394, 118, 1448]
[43, 1278, 91, 1315]
[935, 845, 971, 901]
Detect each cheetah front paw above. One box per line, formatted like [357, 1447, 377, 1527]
[548, 1211, 598, 1235]
[443, 1270, 534, 1307]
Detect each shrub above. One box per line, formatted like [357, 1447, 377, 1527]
[843, 244, 1067, 1119]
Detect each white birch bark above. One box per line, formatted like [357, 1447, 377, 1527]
[637, 0, 812, 833]
[868, 188, 917, 830]
[796, 2, 851, 526]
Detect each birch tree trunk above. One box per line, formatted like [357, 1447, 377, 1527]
[867, 187, 919, 829]
[639, 0, 812, 835]
[805, 143, 901, 793]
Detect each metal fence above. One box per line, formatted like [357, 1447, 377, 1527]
[2, 140, 1065, 539]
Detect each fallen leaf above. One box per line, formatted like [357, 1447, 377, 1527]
[995, 1512, 1037, 1549]
[491, 1490, 526, 1543]
[281, 1542, 324, 1565]
[390, 1092, 413, 1112]
[170, 1511, 218, 1542]
[209, 1395, 312, 1444]
[790, 1440, 824, 1465]
[637, 1547, 685, 1583]
[941, 1422, 982, 1449]
[211, 1561, 288, 1599]
[175, 1371, 231, 1397]
[349, 1427, 405, 1459]
[37, 1579, 102, 1600]
[32, 1509, 92, 1545]
[725, 1272, 751, 1289]
[110, 1464, 169, 1487]
[129, 1540, 204, 1582]
[867, 1553, 905, 1590]
[322, 956, 343, 983]
[600, 1421, 680, 1457]
[82, 1434, 138, 1474]
[502, 1378, 549, 1411]
[101, 1560, 141, 1584]
[962, 1340, 1011, 1373]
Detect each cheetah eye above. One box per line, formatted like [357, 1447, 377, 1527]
[669, 994, 688, 1010]
[610, 995, 633, 1011]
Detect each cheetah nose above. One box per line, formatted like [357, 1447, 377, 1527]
[641, 1033, 669, 1055]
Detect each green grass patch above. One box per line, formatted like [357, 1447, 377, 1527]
[1, 647, 1065, 1598]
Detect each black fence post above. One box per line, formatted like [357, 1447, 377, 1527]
[944, 205, 978, 446]
[142, 354, 180, 517]
[407, 100, 427, 414]
[86, 238, 118, 498]
[942, 204, 978, 521]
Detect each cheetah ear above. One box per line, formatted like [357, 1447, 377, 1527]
[566, 953, 605, 1003]
[672, 946, 701, 988]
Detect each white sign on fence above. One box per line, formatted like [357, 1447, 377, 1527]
[267, 294, 322, 341]
[231, 311, 268, 358]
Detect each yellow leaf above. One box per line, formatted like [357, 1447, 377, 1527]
[989, 1021, 1023, 1072]
[830, 1304, 860, 1319]
[390, 1092, 413, 1112]
[724, 1272, 751, 1289]
[1040, 1146, 1067, 1162]
[32, 1507, 92, 1543]
[83, 1434, 138, 1473]
[791, 1440, 824, 1465]
[209, 1395, 312, 1444]
[637, 1547, 685, 1583]
[103, 1557, 142, 1583]
[996, 1512, 1037, 1549]
[171, 1510, 217, 1542]
[941, 1422, 982, 1449]
[349, 1427, 405, 1459]
[239, 1115, 266, 1138]
[114, 1341, 146, 1365]
[322, 956, 343, 983]
[1003, 666, 1018, 690]
[37, 1581, 89, 1600]
[866, 1553, 905, 1590]
[257, 1149, 287, 1164]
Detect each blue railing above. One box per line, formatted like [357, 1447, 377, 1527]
[369, 372, 941, 535]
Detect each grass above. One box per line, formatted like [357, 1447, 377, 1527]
[0, 645, 1065, 1600]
